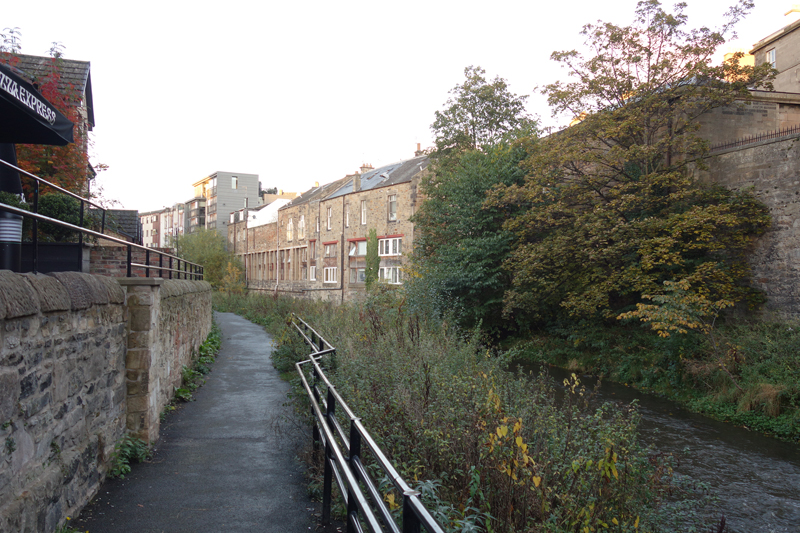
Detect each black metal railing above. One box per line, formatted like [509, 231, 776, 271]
[0, 158, 203, 280]
[291, 315, 445, 533]
[710, 124, 800, 153]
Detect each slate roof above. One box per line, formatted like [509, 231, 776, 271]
[0, 53, 94, 129]
[91, 209, 140, 242]
[326, 155, 429, 200]
[283, 175, 351, 209]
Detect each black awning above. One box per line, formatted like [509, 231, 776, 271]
[0, 61, 74, 145]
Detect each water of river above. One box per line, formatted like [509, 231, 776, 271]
[524, 365, 800, 533]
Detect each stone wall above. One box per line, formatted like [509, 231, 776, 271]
[0, 271, 212, 532]
[120, 279, 212, 442]
[698, 133, 800, 317]
[0, 271, 127, 533]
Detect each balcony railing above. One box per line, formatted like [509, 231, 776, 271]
[0, 158, 203, 280]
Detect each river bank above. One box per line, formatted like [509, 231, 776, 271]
[506, 320, 800, 443]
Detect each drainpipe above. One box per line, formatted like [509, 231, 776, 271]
[275, 208, 280, 292]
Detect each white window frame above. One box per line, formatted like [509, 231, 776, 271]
[768, 48, 776, 69]
[379, 237, 402, 256]
[327, 207, 332, 230]
[345, 203, 350, 227]
[349, 241, 367, 256]
[287, 219, 293, 241]
[232, 176, 238, 189]
[388, 194, 397, 221]
[324, 243, 336, 258]
[379, 267, 402, 285]
[324, 267, 337, 283]
[309, 265, 316, 281]
[299, 215, 305, 240]
[361, 200, 367, 225]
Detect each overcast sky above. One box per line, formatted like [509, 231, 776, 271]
[3, 0, 793, 212]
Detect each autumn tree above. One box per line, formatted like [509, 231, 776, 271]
[0, 30, 95, 197]
[175, 229, 242, 289]
[431, 66, 535, 156]
[491, 0, 773, 327]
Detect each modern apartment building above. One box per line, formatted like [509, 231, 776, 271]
[191, 171, 260, 240]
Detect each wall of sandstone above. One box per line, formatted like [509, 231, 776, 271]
[0, 271, 211, 533]
[700, 134, 800, 318]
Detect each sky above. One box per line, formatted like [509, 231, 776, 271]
[3, 0, 794, 212]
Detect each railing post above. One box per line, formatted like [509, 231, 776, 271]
[101, 210, 106, 234]
[169, 256, 173, 279]
[322, 386, 336, 524]
[346, 420, 362, 533]
[159, 252, 163, 278]
[403, 490, 423, 533]
[126, 244, 132, 277]
[145, 249, 150, 277]
[78, 199, 84, 247]
[32, 180, 39, 274]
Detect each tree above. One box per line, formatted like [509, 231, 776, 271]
[413, 141, 530, 335]
[365, 228, 379, 288]
[490, 0, 773, 327]
[431, 66, 535, 156]
[175, 229, 242, 289]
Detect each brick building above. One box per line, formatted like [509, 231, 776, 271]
[230, 152, 428, 302]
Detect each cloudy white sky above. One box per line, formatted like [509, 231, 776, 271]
[3, 0, 793, 212]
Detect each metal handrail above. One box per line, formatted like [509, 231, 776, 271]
[291, 314, 445, 533]
[0, 202, 203, 279]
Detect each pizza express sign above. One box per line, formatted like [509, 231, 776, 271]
[0, 69, 58, 125]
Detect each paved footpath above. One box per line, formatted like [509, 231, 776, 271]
[74, 312, 325, 533]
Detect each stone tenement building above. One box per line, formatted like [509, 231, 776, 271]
[230, 152, 428, 303]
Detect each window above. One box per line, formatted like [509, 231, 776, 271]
[350, 264, 366, 284]
[768, 48, 776, 69]
[327, 207, 332, 230]
[299, 215, 305, 240]
[232, 176, 238, 189]
[309, 241, 316, 258]
[349, 241, 367, 256]
[345, 203, 350, 227]
[287, 219, 293, 241]
[379, 267, 402, 285]
[324, 243, 337, 257]
[379, 237, 402, 256]
[361, 200, 367, 225]
[316, 216, 320, 233]
[388, 194, 397, 221]
[309, 265, 317, 281]
[324, 267, 337, 283]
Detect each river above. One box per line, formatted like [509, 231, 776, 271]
[529, 365, 800, 532]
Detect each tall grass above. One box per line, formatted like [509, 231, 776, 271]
[215, 288, 714, 532]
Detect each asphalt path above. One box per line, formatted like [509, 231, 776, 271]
[74, 312, 326, 533]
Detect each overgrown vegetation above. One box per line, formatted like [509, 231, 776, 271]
[174, 321, 222, 402]
[218, 289, 724, 532]
[107, 435, 151, 479]
[175, 229, 243, 289]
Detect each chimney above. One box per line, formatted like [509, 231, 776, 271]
[360, 163, 373, 174]
[314, 181, 319, 188]
[353, 174, 361, 192]
[415, 142, 423, 156]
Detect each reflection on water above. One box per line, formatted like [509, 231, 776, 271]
[520, 364, 800, 533]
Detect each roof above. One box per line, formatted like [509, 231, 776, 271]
[0, 53, 94, 128]
[283, 176, 351, 209]
[250, 199, 292, 227]
[750, 17, 800, 54]
[327, 155, 429, 200]
[91, 209, 140, 240]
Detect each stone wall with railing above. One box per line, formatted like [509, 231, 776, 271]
[0, 271, 212, 533]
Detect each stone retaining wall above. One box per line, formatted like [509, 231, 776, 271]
[0, 271, 212, 533]
[699, 134, 800, 317]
